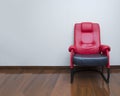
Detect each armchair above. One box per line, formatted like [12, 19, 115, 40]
[68, 22, 111, 83]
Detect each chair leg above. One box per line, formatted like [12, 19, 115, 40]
[100, 68, 110, 83]
[70, 67, 110, 84]
[71, 68, 74, 83]
[107, 68, 110, 83]
[101, 66, 104, 73]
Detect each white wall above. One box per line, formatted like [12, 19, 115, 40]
[0, 0, 120, 66]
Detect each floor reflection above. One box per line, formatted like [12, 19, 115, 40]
[70, 73, 110, 96]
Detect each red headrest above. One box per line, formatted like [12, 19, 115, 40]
[81, 22, 93, 32]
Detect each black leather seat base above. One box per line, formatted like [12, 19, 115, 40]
[73, 54, 108, 66]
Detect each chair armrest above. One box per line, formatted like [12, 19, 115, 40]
[68, 45, 75, 68]
[68, 45, 76, 52]
[70, 50, 74, 68]
[100, 45, 111, 52]
[100, 45, 110, 68]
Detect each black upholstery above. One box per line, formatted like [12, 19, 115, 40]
[73, 54, 108, 66]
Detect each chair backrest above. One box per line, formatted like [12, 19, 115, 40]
[74, 22, 101, 54]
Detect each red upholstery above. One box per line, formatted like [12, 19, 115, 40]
[69, 22, 110, 68]
[100, 45, 111, 52]
[74, 22, 100, 54]
[81, 22, 93, 32]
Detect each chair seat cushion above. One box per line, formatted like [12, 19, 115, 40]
[73, 54, 108, 66]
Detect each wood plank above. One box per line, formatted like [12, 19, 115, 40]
[0, 68, 119, 96]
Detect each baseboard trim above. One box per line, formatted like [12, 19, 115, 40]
[0, 66, 69, 70]
[0, 66, 120, 70]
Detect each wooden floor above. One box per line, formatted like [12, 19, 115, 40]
[0, 68, 120, 96]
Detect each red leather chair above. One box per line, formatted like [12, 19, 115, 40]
[68, 22, 111, 83]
